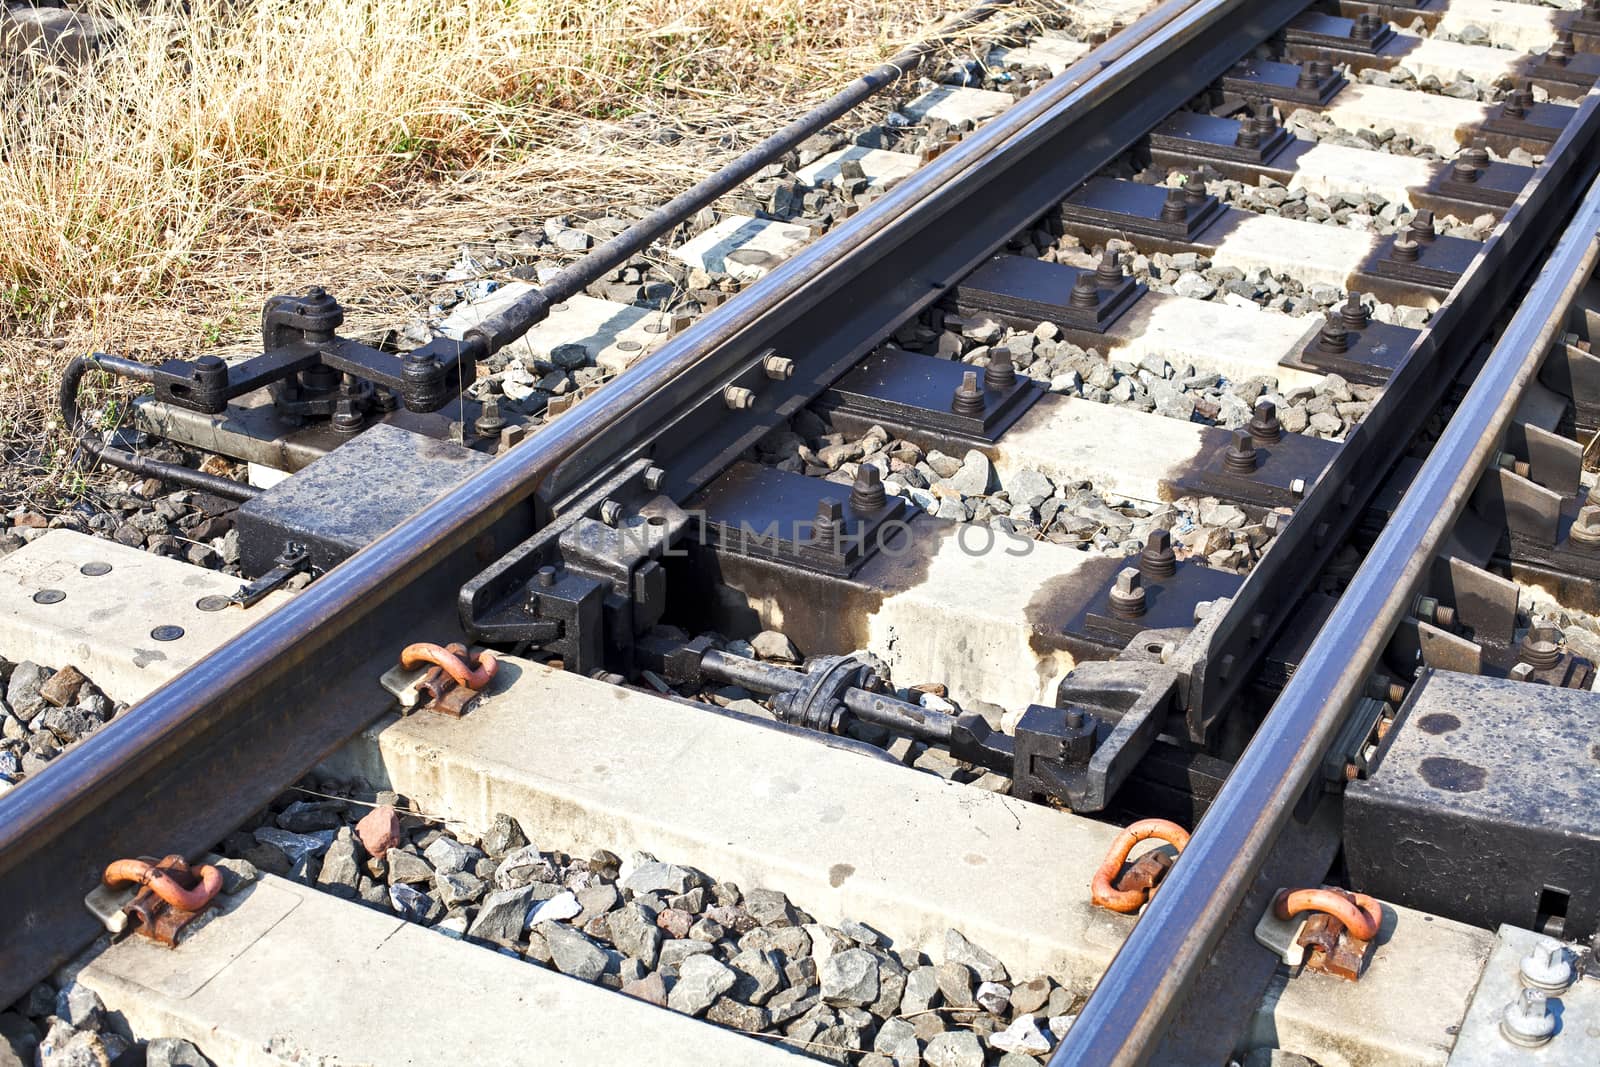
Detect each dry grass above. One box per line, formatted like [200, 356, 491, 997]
[0, 0, 1059, 505]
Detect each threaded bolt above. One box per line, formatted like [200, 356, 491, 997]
[850, 464, 887, 515]
[1297, 58, 1320, 89]
[1452, 160, 1481, 183]
[599, 499, 623, 527]
[1500, 988, 1556, 1048]
[1109, 567, 1146, 619]
[1570, 503, 1600, 547]
[1183, 170, 1207, 206]
[1224, 429, 1258, 474]
[1392, 237, 1421, 262]
[643, 465, 667, 491]
[1249, 400, 1282, 444]
[1551, 31, 1575, 64]
[1519, 622, 1562, 670]
[331, 396, 364, 435]
[1235, 120, 1261, 150]
[1096, 248, 1125, 287]
[1252, 101, 1278, 136]
[1341, 290, 1370, 330]
[1464, 143, 1491, 168]
[952, 370, 986, 417]
[1070, 272, 1102, 309]
[474, 393, 505, 438]
[763, 352, 796, 380]
[812, 498, 844, 550]
[1319, 316, 1350, 354]
[1408, 210, 1435, 243]
[986, 348, 1017, 390]
[1312, 57, 1334, 81]
[1140, 528, 1177, 580]
[1159, 185, 1188, 223]
[724, 385, 756, 410]
[1519, 936, 1575, 992]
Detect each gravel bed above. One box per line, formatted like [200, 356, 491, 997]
[1280, 106, 1542, 167]
[888, 306, 1387, 437]
[2, 980, 212, 1067]
[0, 660, 126, 791]
[218, 781, 1082, 1066]
[759, 412, 1278, 574]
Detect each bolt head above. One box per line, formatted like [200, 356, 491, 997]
[1114, 567, 1142, 594]
[643, 466, 667, 491]
[1147, 528, 1170, 552]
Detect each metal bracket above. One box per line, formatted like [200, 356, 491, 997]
[1219, 56, 1347, 109]
[948, 253, 1146, 335]
[231, 541, 312, 607]
[459, 458, 688, 676]
[1059, 176, 1227, 245]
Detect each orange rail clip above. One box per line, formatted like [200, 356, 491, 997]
[1091, 818, 1191, 913]
[1272, 887, 1383, 941]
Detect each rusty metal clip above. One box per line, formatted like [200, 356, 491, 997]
[1274, 887, 1383, 981]
[397, 642, 499, 717]
[97, 855, 223, 946]
[1091, 818, 1191, 913]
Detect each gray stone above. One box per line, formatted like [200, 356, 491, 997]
[808, 1025, 864, 1064]
[481, 812, 528, 854]
[668, 953, 737, 1016]
[315, 827, 361, 899]
[659, 937, 716, 975]
[144, 1037, 214, 1067]
[386, 848, 434, 885]
[539, 921, 608, 981]
[946, 450, 995, 496]
[436, 870, 487, 907]
[729, 947, 784, 1005]
[466, 885, 535, 942]
[745, 886, 798, 927]
[1005, 468, 1054, 507]
[1173, 272, 1217, 300]
[925, 1031, 985, 1067]
[574, 883, 618, 922]
[751, 631, 800, 663]
[990, 1014, 1052, 1054]
[607, 903, 664, 967]
[253, 826, 333, 864]
[531, 889, 582, 924]
[622, 971, 668, 1007]
[214, 856, 258, 895]
[935, 961, 975, 1007]
[423, 835, 484, 876]
[874, 1017, 922, 1065]
[820, 947, 880, 1006]
[1010, 976, 1051, 1014]
[4, 664, 49, 724]
[622, 860, 696, 896]
[975, 980, 1010, 1013]
[903, 965, 943, 1013]
[1241, 1050, 1317, 1067]
[495, 844, 558, 888]
[705, 997, 770, 1033]
[53, 981, 103, 1029]
[387, 883, 441, 925]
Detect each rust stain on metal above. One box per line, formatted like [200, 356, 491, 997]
[1091, 818, 1190, 914]
[1275, 886, 1383, 981]
[102, 854, 223, 947]
[400, 642, 499, 717]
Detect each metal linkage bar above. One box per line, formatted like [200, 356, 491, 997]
[1054, 123, 1600, 1067]
[0, 0, 1305, 1006]
[462, 0, 1020, 357]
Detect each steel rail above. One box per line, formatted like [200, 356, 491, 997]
[0, 0, 1312, 1005]
[1053, 130, 1600, 1066]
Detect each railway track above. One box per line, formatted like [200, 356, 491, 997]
[5, 0, 1600, 1063]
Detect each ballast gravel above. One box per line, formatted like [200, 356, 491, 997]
[221, 781, 1087, 1066]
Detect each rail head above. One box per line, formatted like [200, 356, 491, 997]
[1053, 106, 1600, 1067]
